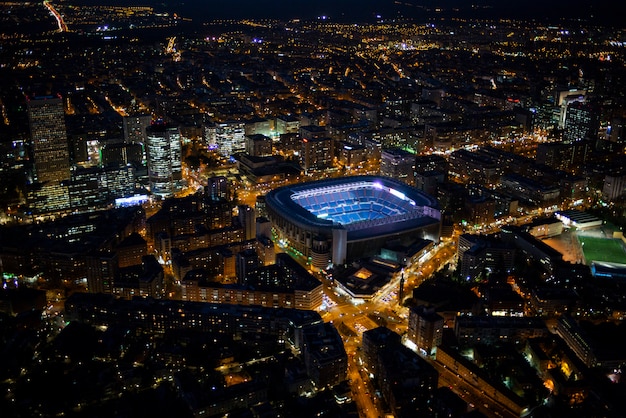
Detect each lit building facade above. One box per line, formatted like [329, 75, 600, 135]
[27, 96, 71, 213]
[301, 137, 334, 171]
[68, 164, 136, 211]
[244, 118, 271, 137]
[28, 96, 70, 184]
[563, 101, 599, 142]
[206, 176, 230, 200]
[602, 173, 626, 201]
[337, 141, 367, 169]
[145, 121, 182, 197]
[276, 115, 300, 134]
[123, 114, 151, 144]
[245, 134, 273, 156]
[408, 305, 444, 356]
[302, 323, 347, 388]
[214, 121, 246, 156]
[380, 147, 415, 185]
[65, 292, 324, 350]
[101, 142, 144, 167]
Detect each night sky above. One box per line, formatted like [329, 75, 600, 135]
[75, 0, 620, 24]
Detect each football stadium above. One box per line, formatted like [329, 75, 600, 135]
[265, 176, 441, 269]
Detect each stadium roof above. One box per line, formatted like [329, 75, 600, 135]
[266, 175, 439, 233]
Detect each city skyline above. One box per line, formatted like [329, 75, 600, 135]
[73, 0, 621, 23]
[0, 1, 626, 417]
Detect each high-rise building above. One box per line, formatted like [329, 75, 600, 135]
[145, 121, 182, 197]
[536, 142, 573, 171]
[337, 141, 367, 169]
[380, 147, 415, 185]
[602, 173, 626, 202]
[301, 137, 334, 171]
[86, 251, 118, 294]
[68, 164, 136, 211]
[101, 142, 144, 167]
[275, 115, 300, 135]
[206, 176, 229, 200]
[563, 101, 600, 142]
[123, 114, 151, 144]
[557, 89, 586, 129]
[244, 117, 271, 137]
[27, 182, 71, 214]
[255, 216, 272, 240]
[608, 117, 625, 145]
[116, 232, 148, 268]
[407, 305, 444, 356]
[238, 205, 256, 241]
[204, 197, 233, 229]
[245, 134, 273, 156]
[214, 121, 246, 156]
[415, 171, 444, 196]
[255, 235, 275, 266]
[362, 326, 402, 377]
[28, 96, 70, 183]
[302, 323, 347, 388]
[67, 166, 106, 210]
[27, 96, 71, 213]
[299, 125, 327, 140]
[464, 195, 496, 225]
[236, 248, 259, 281]
[362, 326, 438, 416]
[414, 154, 448, 174]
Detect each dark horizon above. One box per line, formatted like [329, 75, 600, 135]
[73, 0, 621, 24]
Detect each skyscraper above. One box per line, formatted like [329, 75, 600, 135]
[121, 114, 150, 168]
[145, 120, 182, 197]
[27, 95, 71, 213]
[563, 101, 600, 142]
[123, 114, 151, 144]
[557, 89, 586, 129]
[28, 96, 70, 184]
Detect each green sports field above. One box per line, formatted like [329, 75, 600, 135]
[578, 236, 626, 264]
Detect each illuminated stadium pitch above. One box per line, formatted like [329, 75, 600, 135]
[291, 180, 421, 227]
[266, 176, 441, 268]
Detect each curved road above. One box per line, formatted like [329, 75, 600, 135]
[43, 0, 68, 32]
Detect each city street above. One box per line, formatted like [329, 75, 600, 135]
[432, 361, 519, 418]
[320, 240, 459, 417]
